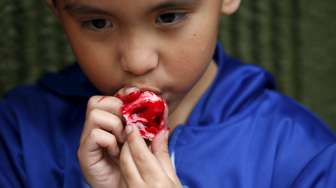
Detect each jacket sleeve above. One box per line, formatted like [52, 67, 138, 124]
[0, 98, 26, 187]
[291, 143, 336, 188]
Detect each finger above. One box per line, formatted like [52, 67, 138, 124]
[117, 87, 140, 97]
[115, 87, 142, 103]
[86, 95, 123, 117]
[125, 125, 165, 181]
[163, 99, 169, 123]
[119, 142, 144, 187]
[78, 128, 119, 167]
[151, 130, 178, 181]
[82, 95, 124, 143]
[81, 109, 125, 144]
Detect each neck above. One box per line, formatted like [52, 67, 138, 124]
[168, 61, 218, 131]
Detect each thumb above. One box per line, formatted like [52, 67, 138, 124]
[151, 130, 177, 180]
[151, 129, 169, 155]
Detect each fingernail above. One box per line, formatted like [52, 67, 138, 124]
[165, 130, 169, 139]
[125, 125, 133, 135]
[125, 87, 138, 95]
[157, 130, 169, 141]
[97, 96, 106, 103]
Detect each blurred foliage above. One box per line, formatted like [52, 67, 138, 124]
[0, 0, 335, 129]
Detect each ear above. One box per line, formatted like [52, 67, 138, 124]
[221, 0, 241, 15]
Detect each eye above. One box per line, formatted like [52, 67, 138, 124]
[82, 19, 113, 30]
[156, 12, 186, 25]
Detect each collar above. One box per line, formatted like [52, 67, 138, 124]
[186, 43, 276, 125]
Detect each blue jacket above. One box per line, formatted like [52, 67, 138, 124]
[1, 44, 335, 187]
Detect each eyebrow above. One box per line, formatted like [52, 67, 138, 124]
[63, 3, 113, 16]
[63, 0, 201, 16]
[148, 0, 201, 12]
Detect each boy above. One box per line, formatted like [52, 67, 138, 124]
[0, 0, 335, 187]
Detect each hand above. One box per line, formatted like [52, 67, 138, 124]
[120, 125, 183, 188]
[77, 94, 126, 188]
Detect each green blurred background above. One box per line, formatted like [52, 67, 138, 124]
[0, 0, 335, 130]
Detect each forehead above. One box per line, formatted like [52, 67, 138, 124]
[63, 0, 201, 6]
[61, 0, 206, 18]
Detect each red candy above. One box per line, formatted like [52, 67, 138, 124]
[117, 89, 168, 141]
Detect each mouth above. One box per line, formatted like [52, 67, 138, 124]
[120, 84, 173, 106]
[125, 84, 162, 96]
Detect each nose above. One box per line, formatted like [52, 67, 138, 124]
[120, 39, 159, 76]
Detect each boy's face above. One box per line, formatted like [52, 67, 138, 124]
[53, 0, 223, 111]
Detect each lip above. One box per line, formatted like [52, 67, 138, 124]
[125, 84, 162, 96]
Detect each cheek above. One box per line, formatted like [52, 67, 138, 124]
[78, 51, 123, 94]
[163, 33, 217, 93]
[59, 15, 125, 94]
[79, 55, 122, 94]
[164, 48, 212, 93]
[63, 27, 123, 93]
